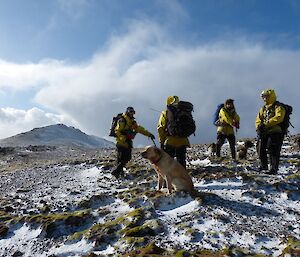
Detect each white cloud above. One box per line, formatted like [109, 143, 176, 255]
[0, 21, 299, 144]
[0, 107, 76, 139]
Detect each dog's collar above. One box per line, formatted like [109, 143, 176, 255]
[152, 155, 162, 165]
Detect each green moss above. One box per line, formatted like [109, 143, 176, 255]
[282, 237, 300, 256]
[121, 208, 145, 228]
[81, 207, 161, 249]
[84, 220, 119, 245]
[68, 228, 89, 241]
[83, 208, 146, 246]
[124, 242, 165, 255]
[287, 159, 300, 165]
[117, 187, 144, 202]
[286, 170, 300, 180]
[26, 209, 91, 224]
[0, 211, 14, 222]
[119, 236, 147, 247]
[174, 249, 192, 257]
[25, 209, 92, 237]
[122, 225, 155, 237]
[179, 249, 220, 256]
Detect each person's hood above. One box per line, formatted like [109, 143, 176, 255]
[123, 112, 135, 121]
[261, 89, 277, 106]
[166, 96, 179, 106]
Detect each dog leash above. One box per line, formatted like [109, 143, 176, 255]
[151, 138, 157, 147]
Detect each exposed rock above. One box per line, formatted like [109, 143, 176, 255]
[0, 222, 9, 238]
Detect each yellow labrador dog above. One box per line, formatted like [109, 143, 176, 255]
[141, 146, 194, 195]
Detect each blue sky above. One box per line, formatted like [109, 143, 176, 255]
[0, 0, 299, 145]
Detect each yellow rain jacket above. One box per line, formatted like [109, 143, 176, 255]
[157, 110, 190, 148]
[255, 89, 286, 134]
[115, 113, 152, 148]
[217, 107, 240, 136]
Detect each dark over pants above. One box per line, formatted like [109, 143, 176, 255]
[257, 133, 284, 172]
[164, 145, 187, 169]
[112, 145, 132, 178]
[216, 133, 236, 159]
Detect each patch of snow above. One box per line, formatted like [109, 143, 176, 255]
[160, 198, 199, 218]
[94, 245, 116, 255]
[44, 239, 93, 257]
[0, 224, 42, 257]
[79, 167, 101, 179]
[190, 158, 212, 166]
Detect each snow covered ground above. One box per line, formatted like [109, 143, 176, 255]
[0, 137, 299, 256]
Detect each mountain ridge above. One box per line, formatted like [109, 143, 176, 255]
[0, 123, 114, 148]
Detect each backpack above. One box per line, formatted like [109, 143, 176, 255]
[213, 103, 224, 126]
[166, 101, 196, 137]
[109, 113, 126, 137]
[274, 101, 293, 135]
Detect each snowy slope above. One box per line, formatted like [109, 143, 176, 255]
[0, 135, 299, 256]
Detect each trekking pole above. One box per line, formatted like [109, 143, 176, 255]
[149, 108, 161, 113]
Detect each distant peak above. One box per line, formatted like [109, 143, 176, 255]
[0, 123, 114, 148]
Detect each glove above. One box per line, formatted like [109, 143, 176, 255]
[149, 134, 155, 140]
[127, 134, 135, 140]
[257, 123, 266, 135]
[233, 121, 240, 129]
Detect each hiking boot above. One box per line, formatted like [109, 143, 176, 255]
[258, 166, 268, 171]
[111, 169, 121, 179]
[266, 169, 277, 175]
[232, 159, 239, 164]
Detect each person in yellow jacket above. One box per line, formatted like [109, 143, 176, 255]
[157, 96, 190, 168]
[112, 106, 155, 178]
[216, 99, 240, 159]
[255, 89, 285, 175]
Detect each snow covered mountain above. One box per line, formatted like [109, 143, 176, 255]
[0, 123, 114, 148]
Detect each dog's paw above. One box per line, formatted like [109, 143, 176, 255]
[167, 190, 173, 195]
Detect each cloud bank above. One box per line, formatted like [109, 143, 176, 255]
[0, 107, 76, 139]
[0, 21, 299, 145]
